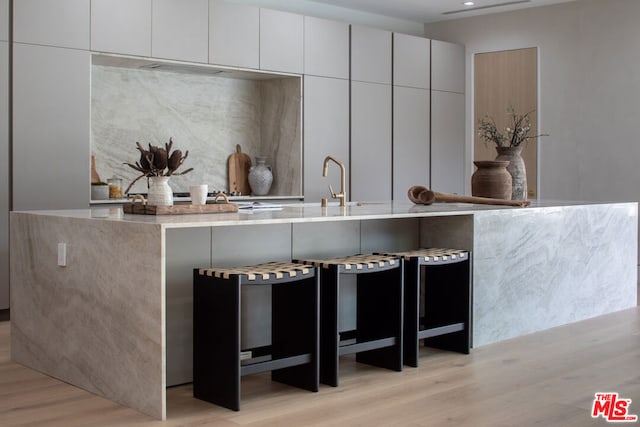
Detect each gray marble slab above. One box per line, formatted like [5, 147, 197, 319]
[91, 65, 301, 196]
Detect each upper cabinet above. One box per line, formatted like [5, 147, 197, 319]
[209, 0, 259, 69]
[393, 33, 430, 89]
[431, 39, 465, 93]
[351, 25, 391, 85]
[0, 0, 8, 41]
[13, 0, 90, 49]
[260, 9, 303, 74]
[304, 16, 349, 80]
[152, 0, 208, 63]
[91, 0, 151, 57]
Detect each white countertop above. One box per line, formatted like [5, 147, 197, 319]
[15, 199, 637, 229]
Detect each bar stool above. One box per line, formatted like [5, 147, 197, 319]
[295, 254, 403, 386]
[384, 248, 471, 367]
[193, 261, 319, 411]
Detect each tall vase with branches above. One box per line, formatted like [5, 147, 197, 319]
[477, 106, 548, 200]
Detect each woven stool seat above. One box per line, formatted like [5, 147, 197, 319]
[297, 254, 398, 271]
[385, 248, 468, 264]
[198, 261, 313, 283]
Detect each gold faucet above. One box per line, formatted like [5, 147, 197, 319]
[322, 156, 346, 207]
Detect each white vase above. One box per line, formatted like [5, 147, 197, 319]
[248, 156, 273, 196]
[147, 176, 173, 206]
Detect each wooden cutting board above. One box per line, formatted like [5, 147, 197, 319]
[123, 202, 238, 215]
[228, 144, 252, 195]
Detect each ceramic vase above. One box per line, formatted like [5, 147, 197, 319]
[147, 176, 174, 206]
[471, 160, 512, 200]
[248, 157, 273, 196]
[495, 146, 527, 200]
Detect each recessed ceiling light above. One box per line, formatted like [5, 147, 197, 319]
[463, 1, 475, 5]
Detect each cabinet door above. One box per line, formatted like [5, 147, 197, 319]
[431, 39, 465, 94]
[304, 16, 349, 79]
[431, 91, 465, 195]
[0, 0, 7, 41]
[260, 9, 303, 74]
[91, 0, 151, 57]
[303, 76, 349, 203]
[13, 44, 90, 210]
[351, 81, 392, 201]
[393, 33, 429, 89]
[152, 0, 208, 63]
[209, 0, 259, 69]
[393, 86, 430, 200]
[0, 41, 7, 309]
[351, 25, 391, 84]
[13, 0, 89, 49]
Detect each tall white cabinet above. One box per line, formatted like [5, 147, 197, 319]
[431, 40, 466, 195]
[350, 25, 392, 202]
[13, 44, 90, 210]
[0, 0, 8, 309]
[303, 17, 350, 203]
[393, 33, 430, 200]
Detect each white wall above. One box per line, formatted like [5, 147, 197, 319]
[233, 0, 424, 35]
[425, 0, 640, 202]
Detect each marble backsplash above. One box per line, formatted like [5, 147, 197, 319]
[91, 65, 301, 196]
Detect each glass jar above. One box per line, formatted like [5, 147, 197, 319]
[107, 176, 123, 199]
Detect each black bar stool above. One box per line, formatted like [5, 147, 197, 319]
[193, 262, 319, 411]
[384, 248, 471, 367]
[295, 254, 403, 386]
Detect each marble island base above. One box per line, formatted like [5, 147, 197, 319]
[10, 201, 638, 419]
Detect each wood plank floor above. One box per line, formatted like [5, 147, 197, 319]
[1, 307, 639, 426]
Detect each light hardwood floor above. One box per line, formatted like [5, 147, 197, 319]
[1, 308, 639, 426]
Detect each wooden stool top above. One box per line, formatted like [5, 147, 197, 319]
[384, 248, 468, 264]
[296, 254, 399, 271]
[198, 261, 314, 282]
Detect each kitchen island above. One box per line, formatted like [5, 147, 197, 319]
[10, 200, 638, 419]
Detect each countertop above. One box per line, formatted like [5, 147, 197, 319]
[16, 199, 637, 229]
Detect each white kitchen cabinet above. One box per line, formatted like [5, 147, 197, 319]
[431, 90, 465, 195]
[431, 39, 465, 94]
[303, 76, 349, 203]
[209, 0, 259, 69]
[351, 81, 392, 201]
[13, 0, 90, 49]
[91, 0, 151, 57]
[152, 0, 208, 63]
[0, 41, 7, 309]
[304, 16, 349, 80]
[0, 0, 7, 41]
[393, 86, 430, 200]
[393, 32, 430, 89]
[260, 8, 304, 74]
[351, 25, 391, 84]
[13, 44, 90, 210]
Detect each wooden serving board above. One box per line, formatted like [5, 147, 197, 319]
[228, 144, 252, 195]
[123, 202, 238, 215]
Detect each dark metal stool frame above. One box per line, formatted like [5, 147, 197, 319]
[295, 254, 404, 387]
[386, 249, 471, 367]
[193, 262, 320, 411]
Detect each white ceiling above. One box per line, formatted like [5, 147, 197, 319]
[309, 0, 577, 23]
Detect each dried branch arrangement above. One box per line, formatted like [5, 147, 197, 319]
[124, 137, 193, 194]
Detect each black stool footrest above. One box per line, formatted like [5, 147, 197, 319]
[338, 337, 397, 356]
[241, 353, 312, 376]
[418, 323, 465, 340]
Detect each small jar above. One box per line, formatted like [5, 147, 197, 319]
[107, 176, 123, 199]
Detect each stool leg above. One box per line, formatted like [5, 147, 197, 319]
[355, 266, 404, 372]
[193, 273, 241, 411]
[404, 259, 420, 367]
[271, 275, 320, 392]
[320, 266, 340, 387]
[423, 260, 471, 354]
